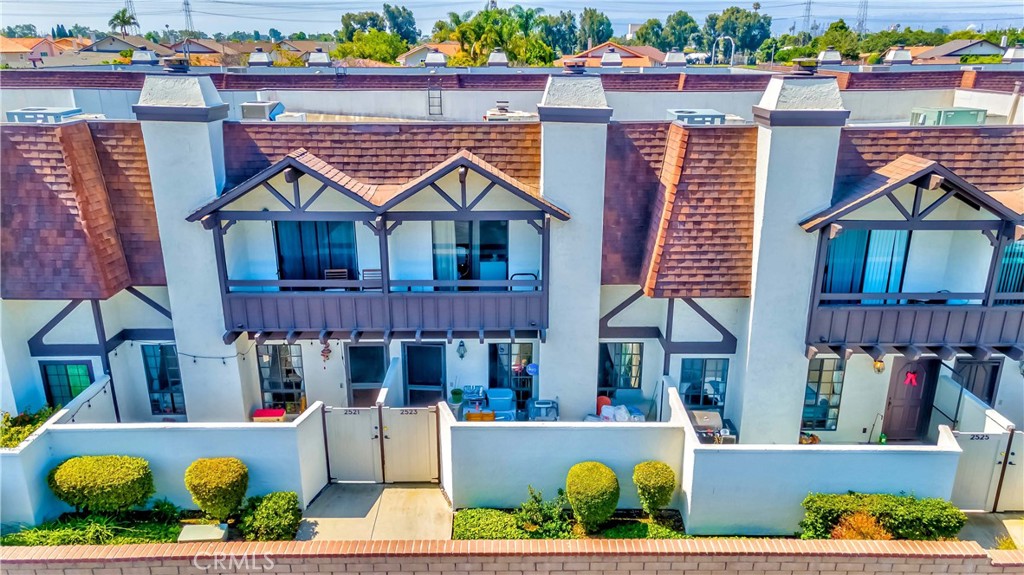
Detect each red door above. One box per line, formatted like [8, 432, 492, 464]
[882, 358, 939, 441]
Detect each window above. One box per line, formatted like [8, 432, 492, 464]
[802, 358, 845, 431]
[432, 220, 509, 290]
[404, 343, 445, 406]
[680, 359, 729, 412]
[822, 230, 910, 303]
[598, 342, 643, 396]
[257, 344, 305, 413]
[954, 359, 1001, 406]
[347, 345, 388, 407]
[274, 221, 358, 283]
[40, 362, 93, 406]
[489, 343, 534, 409]
[142, 345, 185, 415]
[997, 240, 1024, 305]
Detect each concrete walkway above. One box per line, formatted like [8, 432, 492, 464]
[296, 483, 452, 540]
[959, 512, 1024, 549]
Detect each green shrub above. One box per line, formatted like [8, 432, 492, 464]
[633, 461, 675, 516]
[514, 486, 570, 539]
[184, 457, 248, 521]
[150, 498, 182, 523]
[47, 455, 155, 513]
[238, 492, 302, 541]
[565, 461, 619, 533]
[800, 492, 966, 540]
[1, 406, 57, 448]
[452, 509, 526, 540]
[830, 512, 893, 540]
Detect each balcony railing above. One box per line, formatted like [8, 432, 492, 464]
[222, 278, 547, 335]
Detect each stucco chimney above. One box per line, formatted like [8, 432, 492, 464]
[737, 75, 850, 444]
[132, 76, 252, 422]
[536, 75, 612, 419]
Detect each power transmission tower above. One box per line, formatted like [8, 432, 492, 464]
[124, 0, 140, 34]
[182, 0, 195, 58]
[856, 0, 869, 35]
[802, 0, 812, 33]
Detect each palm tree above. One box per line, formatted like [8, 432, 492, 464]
[108, 8, 138, 37]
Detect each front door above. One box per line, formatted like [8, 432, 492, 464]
[883, 358, 939, 441]
[404, 343, 446, 406]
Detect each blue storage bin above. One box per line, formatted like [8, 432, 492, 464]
[485, 387, 516, 411]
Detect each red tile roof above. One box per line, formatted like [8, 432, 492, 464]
[641, 125, 758, 298]
[1, 121, 162, 299]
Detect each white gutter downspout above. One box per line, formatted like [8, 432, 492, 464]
[1007, 81, 1022, 125]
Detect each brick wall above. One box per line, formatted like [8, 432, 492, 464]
[2, 540, 1022, 575]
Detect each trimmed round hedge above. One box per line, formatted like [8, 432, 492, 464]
[47, 455, 155, 513]
[239, 491, 302, 541]
[184, 457, 249, 521]
[633, 461, 675, 516]
[565, 461, 619, 532]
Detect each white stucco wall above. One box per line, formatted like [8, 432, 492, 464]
[993, 357, 1024, 428]
[954, 89, 1024, 124]
[439, 387, 687, 510]
[680, 421, 963, 535]
[742, 116, 843, 444]
[140, 93, 250, 422]
[842, 89, 954, 123]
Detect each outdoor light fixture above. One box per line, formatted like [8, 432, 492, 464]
[457, 340, 467, 359]
[873, 359, 886, 374]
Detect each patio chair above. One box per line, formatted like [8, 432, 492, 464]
[324, 268, 349, 292]
[361, 268, 383, 291]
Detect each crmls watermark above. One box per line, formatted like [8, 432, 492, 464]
[193, 552, 275, 571]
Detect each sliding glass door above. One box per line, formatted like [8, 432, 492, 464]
[822, 229, 909, 303]
[274, 221, 358, 283]
[431, 220, 509, 291]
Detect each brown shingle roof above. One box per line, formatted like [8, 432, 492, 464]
[223, 122, 541, 188]
[1, 121, 162, 299]
[834, 126, 1024, 197]
[603, 122, 670, 284]
[641, 125, 757, 298]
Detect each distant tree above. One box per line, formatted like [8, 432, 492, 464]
[144, 31, 161, 43]
[108, 8, 138, 37]
[432, 11, 472, 42]
[254, 30, 261, 41]
[56, 24, 68, 38]
[536, 10, 577, 56]
[3, 24, 39, 37]
[268, 28, 283, 42]
[341, 11, 386, 42]
[633, 19, 665, 50]
[816, 19, 859, 60]
[213, 32, 226, 42]
[704, 6, 772, 63]
[68, 24, 94, 38]
[383, 4, 419, 44]
[509, 5, 544, 37]
[50, 27, 57, 39]
[662, 10, 699, 51]
[288, 31, 308, 40]
[578, 7, 612, 50]
[332, 28, 406, 63]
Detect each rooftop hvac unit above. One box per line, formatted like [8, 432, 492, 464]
[248, 47, 272, 67]
[600, 47, 623, 67]
[1004, 43, 1024, 63]
[240, 101, 285, 121]
[423, 48, 447, 67]
[859, 65, 891, 72]
[663, 47, 687, 67]
[486, 47, 509, 67]
[666, 108, 727, 125]
[910, 107, 987, 126]
[884, 45, 913, 65]
[131, 50, 160, 65]
[6, 106, 84, 124]
[306, 47, 331, 67]
[816, 46, 842, 65]
[275, 112, 307, 123]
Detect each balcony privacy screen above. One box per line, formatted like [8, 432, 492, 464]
[275, 221, 357, 281]
[998, 240, 1024, 304]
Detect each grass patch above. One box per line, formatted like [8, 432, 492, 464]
[453, 509, 527, 540]
[1, 406, 57, 448]
[600, 519, 689, 539]
[0, 514, 181, 546]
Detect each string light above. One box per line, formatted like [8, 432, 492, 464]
[107, 339, 257, 363]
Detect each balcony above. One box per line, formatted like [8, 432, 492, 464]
[222, 278, 547, 339]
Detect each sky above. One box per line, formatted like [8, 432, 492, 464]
[2, 0, 1023, 38]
